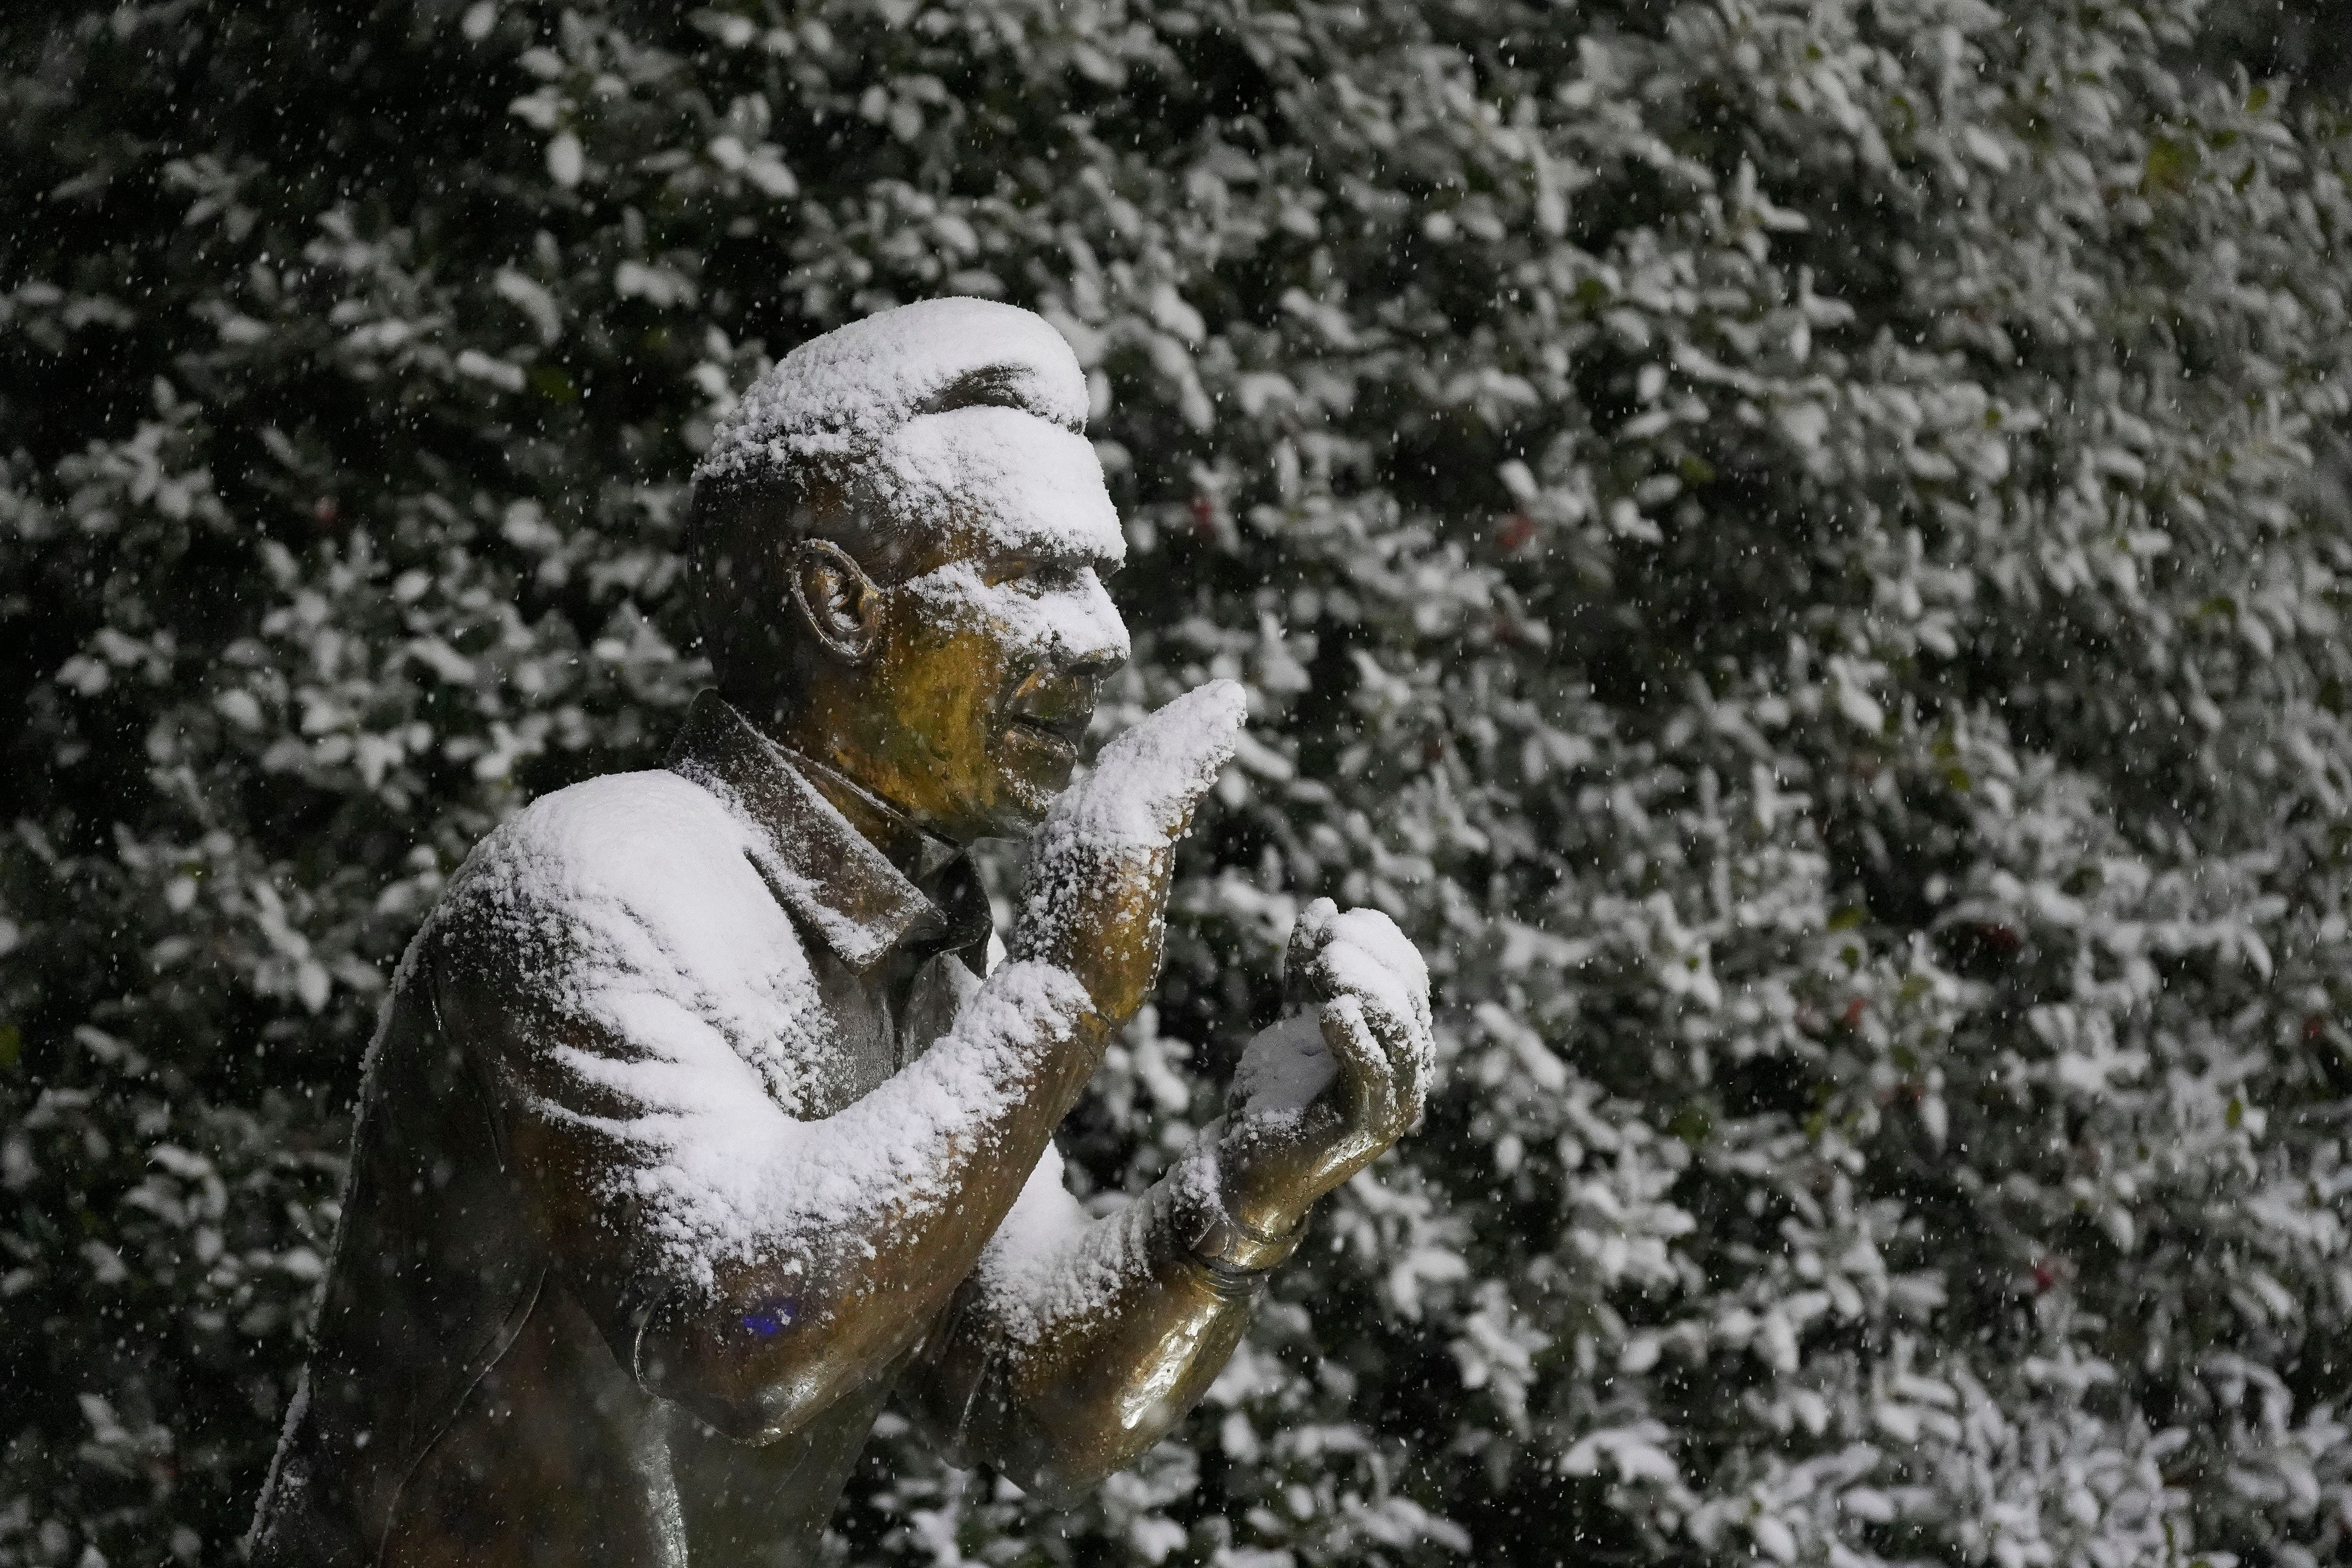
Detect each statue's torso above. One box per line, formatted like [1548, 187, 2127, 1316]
[371, 932, 968, 1568]
[250, 706, 993, 1568]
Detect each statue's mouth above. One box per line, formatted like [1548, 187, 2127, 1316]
[1007, 711, 1085, 753]
[1005, 668, 1098, 763]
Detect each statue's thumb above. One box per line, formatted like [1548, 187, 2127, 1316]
[1057, 679, 1247, 845]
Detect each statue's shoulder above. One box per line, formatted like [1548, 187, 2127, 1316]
[444, 766, 771, 933]
[505, 765, 734, 853]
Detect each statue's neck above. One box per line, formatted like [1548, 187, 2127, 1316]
[771, 735, 962, 885]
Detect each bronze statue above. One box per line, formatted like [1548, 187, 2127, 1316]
[249, 298, 1434, 1566]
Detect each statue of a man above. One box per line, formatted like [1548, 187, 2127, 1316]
[250, 298, 1434, 1566]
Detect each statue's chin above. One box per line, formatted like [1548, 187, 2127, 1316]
[984, 785, 1055, 840]
[990, 726, 1079, 825]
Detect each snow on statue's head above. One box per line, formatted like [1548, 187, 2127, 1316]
[686, 298, 1132, 838]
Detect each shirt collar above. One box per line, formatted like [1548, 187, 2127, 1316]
[665, 690, 989, 974]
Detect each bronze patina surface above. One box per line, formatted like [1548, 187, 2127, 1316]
[250, 299, 1432, 1566]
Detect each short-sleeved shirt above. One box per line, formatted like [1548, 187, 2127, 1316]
[251, 690, 1002, 1566]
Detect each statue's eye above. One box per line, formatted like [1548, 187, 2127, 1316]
[918, 366, 1028, 417]
[981, 558, 1088, 593]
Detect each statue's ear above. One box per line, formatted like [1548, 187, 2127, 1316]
[789, 538, 883, 664]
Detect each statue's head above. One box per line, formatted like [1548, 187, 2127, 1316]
[686, 299, 1130, 844]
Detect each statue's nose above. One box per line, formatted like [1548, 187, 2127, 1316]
[1067, 638, 1127, 683]
[1061, 571, 1132, 674]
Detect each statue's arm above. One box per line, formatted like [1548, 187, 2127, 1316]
[442, 944, 1112, 1445]
[446, 684, 1247, 1446]
[903, 901, 1434, 1503]
[896, 1143, 1278, 1504]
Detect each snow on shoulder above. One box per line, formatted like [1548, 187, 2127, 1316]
[696, 298, 1122, 566]
[436, 768, 835, 1120]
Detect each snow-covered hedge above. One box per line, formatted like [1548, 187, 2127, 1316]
[5, 2, 2350, 1564]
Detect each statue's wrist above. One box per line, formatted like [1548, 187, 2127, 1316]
[1174, 1141, 1305, 1278]
[1189, 1202, 1305, 1275]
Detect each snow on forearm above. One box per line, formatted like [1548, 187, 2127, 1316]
[557, 958, 1094, 1304]
[963, 1139, 1224, 1356]
[964, 1142, 1139, 1351]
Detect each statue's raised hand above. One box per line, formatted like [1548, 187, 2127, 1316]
[1213, 899, 1434, 1241]
[1009, 680, 1246, 1030]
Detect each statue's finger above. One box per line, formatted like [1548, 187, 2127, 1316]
[1282, 898, 1338, 1010]
[1054, 679, 1246, 844]
[1368, 991, 1433, 1121]
[1396, 1015, 1433, 1120]
[1358, 1000, 1428, 1122]
[1353, 1003, 1426, 1140]
[1398, 1021, 1434, 1133]
[1317, 997, 1385, 1107]
[1318, 995, 1400, 1135]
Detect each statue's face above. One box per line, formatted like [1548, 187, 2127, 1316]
[802, 512, 1130, 844]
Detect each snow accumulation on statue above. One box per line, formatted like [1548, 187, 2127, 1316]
[249, 297, 1436, 1566]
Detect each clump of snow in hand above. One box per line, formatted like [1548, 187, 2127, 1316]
[1234, 900, 1433, 1115]
[436, 765, 1094, 1299]
[1232, 1010, 1338, 1114]
[697, 297, 1123, 565]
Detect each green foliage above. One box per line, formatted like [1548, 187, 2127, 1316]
[5, 2, 2351, 1564]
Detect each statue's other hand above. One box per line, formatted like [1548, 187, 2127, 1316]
[1217, 899, 1434, 1240]
[1009, 680, 1247, 1027]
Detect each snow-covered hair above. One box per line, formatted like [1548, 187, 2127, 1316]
[694, 297, 1089, 487]
[686, 298, 1122, 703]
